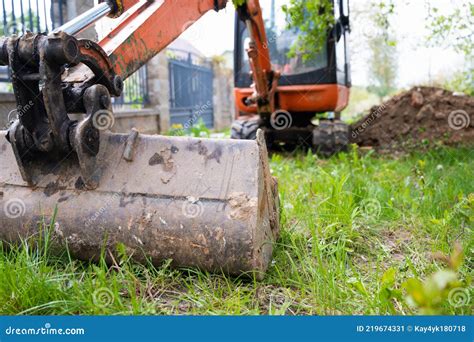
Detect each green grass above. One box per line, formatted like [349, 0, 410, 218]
[0, 146, 472, 315]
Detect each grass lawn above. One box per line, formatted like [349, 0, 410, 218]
[0, 146, 472, 315]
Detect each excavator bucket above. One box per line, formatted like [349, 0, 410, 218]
[0, 129, 280, 277]
[0, 0, 280, 278]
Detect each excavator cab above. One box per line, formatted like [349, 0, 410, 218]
[233, 0, 352, 154]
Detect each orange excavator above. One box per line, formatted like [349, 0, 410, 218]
[0, 0, 349, 277]
[232, 0, 351, 155]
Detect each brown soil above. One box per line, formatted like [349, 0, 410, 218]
[350, 87, 474, 150]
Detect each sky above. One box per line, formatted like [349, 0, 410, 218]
[178, 0, 468, 88]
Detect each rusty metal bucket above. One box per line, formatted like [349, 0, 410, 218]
[0, 129, 279, 277]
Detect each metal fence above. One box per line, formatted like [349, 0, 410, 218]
[1, 0, 64, 34]
[168, 49, 214, 128]
[0, 0, 149, 109]
[112, 65, 149, 110]
[0, 0, 65, 82]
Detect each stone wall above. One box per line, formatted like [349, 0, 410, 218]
[212, 61, 235, 131]
[146, 56, 236, 133]
[112, 109, 161, 134]
[146, 53, 171, 133]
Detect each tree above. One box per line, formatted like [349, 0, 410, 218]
[367, 38, 398, 98]
[233, 0, 335, 62]
[365, 1, 398, 98]
[278, 0, 399, 99]
[425, 1, 473, 95]
[281, 0, 335, 61]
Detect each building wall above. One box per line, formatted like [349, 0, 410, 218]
[213, 61, 235, 131]
[146, 53, 171, 133]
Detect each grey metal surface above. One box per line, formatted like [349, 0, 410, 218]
[54, 2, 112, 36]
[0, 130, 279, 277]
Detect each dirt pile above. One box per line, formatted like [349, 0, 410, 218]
[350, 87, 474, 149]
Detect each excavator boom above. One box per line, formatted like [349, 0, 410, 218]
[64, 0, 228, 82]
[58, 0, 278, 116]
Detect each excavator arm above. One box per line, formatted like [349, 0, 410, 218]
[63, 0, 277, 116]
[0, 0, 277, 183]
[64, 0, 229, 82]
[234, 1, 279, 117]
[0, 0, 280, 277]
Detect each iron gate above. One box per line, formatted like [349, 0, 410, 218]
[168, 49, 214, 129]
[0, 0, 66, 82]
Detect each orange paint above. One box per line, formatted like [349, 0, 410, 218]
[234, 84, 350, 118]
[96, 0, 228, 80]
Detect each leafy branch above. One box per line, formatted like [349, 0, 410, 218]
[232, 0, 247, 7]
[426, 1, 474, 57]
[282, 0, 335, 61]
